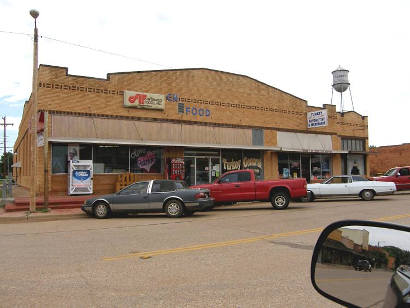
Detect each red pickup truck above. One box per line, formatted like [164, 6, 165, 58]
[191, 169, 307, 210]
[370, 166, 410, 191]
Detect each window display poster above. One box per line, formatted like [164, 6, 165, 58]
[130, 148, 161, 173]
[169, 158, 185, 180]
[68, 144, 79, 161]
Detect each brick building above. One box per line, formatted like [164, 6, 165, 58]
[13, 65, 369, 195]
[369, 143, 410, 176]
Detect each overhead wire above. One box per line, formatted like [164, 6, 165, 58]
[0, 29, 171, 69]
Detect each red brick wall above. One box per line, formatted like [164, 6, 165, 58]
[369, 144, 410, 176]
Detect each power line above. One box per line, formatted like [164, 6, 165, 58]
[0, 29, 171, 69]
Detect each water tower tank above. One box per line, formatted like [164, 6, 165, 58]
[332, 66, 350, 93]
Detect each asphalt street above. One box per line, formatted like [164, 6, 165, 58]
[1, 194, 410, 307]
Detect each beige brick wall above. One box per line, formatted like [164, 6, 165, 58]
[14, 65, 369, 193]
[33, 65, 367, 139]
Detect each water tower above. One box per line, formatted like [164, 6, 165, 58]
[331, 66, 354, 112]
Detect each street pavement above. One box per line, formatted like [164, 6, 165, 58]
[1, 194, 410, 307]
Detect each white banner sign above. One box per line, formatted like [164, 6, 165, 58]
[37, 132, 44, 147]
[307, 109, 328, 128]
[68, 160, 93, 195]
[124, 91, 165, 110]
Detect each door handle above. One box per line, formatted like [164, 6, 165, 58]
[235, 184, 240, 188]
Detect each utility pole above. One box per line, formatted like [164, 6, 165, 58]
[29, 9, 39, 212]
[1, 116, 13, 177]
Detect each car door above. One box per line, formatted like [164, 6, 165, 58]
[396, 168, 410, 190]
[214, 172, 240, 202]
[347, 176, 365, 195]
[110, 181, 150, 211]
[319, 176, 350, 196]
[236, 171, 255, 201]
[149, 180, 176, 210]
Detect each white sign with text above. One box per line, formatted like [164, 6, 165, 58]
[307, 109, 328, 128]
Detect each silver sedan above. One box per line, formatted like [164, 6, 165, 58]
[82, 180, 214, 218]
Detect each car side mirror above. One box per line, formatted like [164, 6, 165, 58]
[311, 220, 410, 308]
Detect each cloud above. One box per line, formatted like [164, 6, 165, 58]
[2, 116, 21, 132]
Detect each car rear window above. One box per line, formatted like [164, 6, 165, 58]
[152, 180, 176, 192]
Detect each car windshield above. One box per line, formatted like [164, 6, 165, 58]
[384, 168, 397, 176]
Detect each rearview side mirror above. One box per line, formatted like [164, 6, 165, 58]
[311, 220, 410, 308]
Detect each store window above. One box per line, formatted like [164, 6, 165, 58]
[278, 153, 332, 180]
[243, 150, 263, 179]
[346, 154, 365, 176]
[52, 144, 68, 174]
[311, 155, 321, 179]
[94, 145, 129, 174]
[289, 154, 300, 178]
[130, 147, 162, 173]
[222, 150, 242, 174]
[79, 144, 92, 160]
[321, 155, 331, 178]
[278, 153, 290, 178]
[342, 139, 364, 152]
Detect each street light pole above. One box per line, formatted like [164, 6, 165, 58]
[29, 9, 39, 213]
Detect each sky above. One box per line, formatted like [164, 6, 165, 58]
[0, 0, 409, 152]
[345, 226, 410, 251]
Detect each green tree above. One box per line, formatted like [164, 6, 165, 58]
[0, 152, 13, 179]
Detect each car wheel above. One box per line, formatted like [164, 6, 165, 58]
[307, 191, 315, 202]
[93, 202, 110, 219]
[165, 199, 184, 218]
[360, 189, 375, 201]
[270, 191, 290, 210]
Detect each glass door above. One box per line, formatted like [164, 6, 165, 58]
[195, 158, 210, 185]
[184, 157, 195, 186]
[184, 156, 221, 185]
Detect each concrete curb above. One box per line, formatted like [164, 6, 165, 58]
[0, 213, 87, 224]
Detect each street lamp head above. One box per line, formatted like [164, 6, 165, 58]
[30, 9, 39, 19]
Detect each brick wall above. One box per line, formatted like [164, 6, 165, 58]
[369, 144, 410, 175]
[14, 65, 370, 193]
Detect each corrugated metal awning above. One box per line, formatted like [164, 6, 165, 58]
[47, 137, 281, 151]
[277, 131, 345, 153]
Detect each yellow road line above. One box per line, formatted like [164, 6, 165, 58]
[103, 227, 323, 261]
[316, 277, 387, 283]
[103, 213, 410, 262]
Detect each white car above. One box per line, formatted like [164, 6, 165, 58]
[307, 175, 396, 201]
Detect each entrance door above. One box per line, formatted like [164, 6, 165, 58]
[184, 157, 195, 186]
[184, 156, 221, 186]
[196, 158, 210, 185]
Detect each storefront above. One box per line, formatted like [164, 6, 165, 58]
[13, 65, 369, 195]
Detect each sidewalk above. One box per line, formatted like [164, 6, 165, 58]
[0, 207, 86, 224]
[0, 184, 87, 223]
